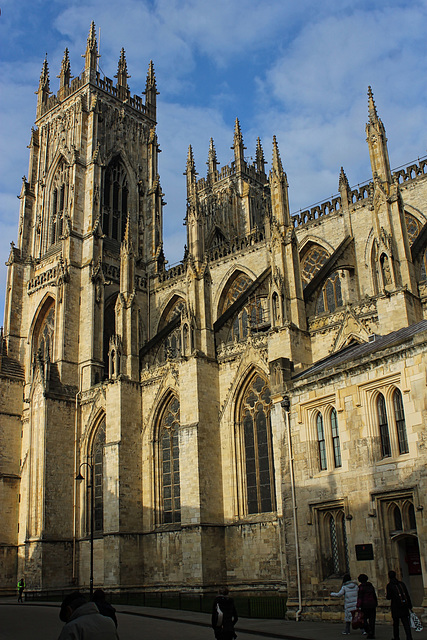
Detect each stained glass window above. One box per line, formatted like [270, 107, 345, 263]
[92, 419, 105, 534]
[159, 396, 181, 524]
[301, 246, 329, 286]
[241, 375, 275, 514]
[316, 272, 343, 315]
[405, 213, 420, 245]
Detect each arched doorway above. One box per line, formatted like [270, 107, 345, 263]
[392, 534, 423, 606]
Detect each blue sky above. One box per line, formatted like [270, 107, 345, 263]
[1, 0, 427, 323]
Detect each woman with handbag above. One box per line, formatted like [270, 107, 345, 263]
[331, 573, 359, 634]
[356, 574, 378, 639]
[386, 570, 413, 640]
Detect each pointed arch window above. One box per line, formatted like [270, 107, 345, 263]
[316, 271, 343, 314]
[92, 418, 106, 534]
[301, 245, 329, 287]
[393, 389, 409, 454]
[377, 393, 391, 458]
[158, 396, 181, 525]
[49, 159, 69, 248]
[103, 157, 128, 242]
[32, 299, 55, 366]
[331, 408, 342, 468]
[240, 375, 275, 514]
[404, 213, 420, 245]
[316, 413, 327, 471]
[318, 507, 349, 578]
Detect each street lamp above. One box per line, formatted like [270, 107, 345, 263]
[76, 461, 94, 597]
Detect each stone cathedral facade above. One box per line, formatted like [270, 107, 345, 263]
[1, 24, 427, 618]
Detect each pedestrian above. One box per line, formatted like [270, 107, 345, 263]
[17, 576, 25, 603]
[92, 589, 118, 627]
[356, 574, 378, 639]
[386, 570, 413, 640]
[331, 573, 359, 634]
[211, 587, 238, 640]
[58, 591, 119, 639]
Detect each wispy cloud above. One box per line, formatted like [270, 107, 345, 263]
[1, 0, 427, 322]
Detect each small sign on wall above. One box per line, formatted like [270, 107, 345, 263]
[355, 544, 374, 561]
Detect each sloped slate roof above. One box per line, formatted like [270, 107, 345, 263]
[293, 319, 427, 382]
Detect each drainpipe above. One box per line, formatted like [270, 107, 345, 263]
[281, 396, 302, 621]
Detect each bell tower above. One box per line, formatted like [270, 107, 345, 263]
[1, 23, 163, 590]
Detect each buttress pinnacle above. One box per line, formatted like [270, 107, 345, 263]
[115, 48, 130, 88]
[272, 135, 284, 173]
[367, 86, 379, 125]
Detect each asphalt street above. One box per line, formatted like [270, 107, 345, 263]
[1, 601, 426, 640]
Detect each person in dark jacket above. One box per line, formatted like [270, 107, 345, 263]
[357, 574, 378, 639]
[212, 587, 238, 640]
[386, 570, 413, 640]
[92, 589, 118, 628]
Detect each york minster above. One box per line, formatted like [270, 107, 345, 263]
[0, 23, 426, 619]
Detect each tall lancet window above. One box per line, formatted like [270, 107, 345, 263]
[49, 159, 69, 248]
[240, 374, 275, 514]
[92, 419, 106, 534]
[157, 396, 181, 525]
[103, 157, 128, 242]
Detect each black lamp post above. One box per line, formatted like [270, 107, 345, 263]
[76, 461, 94, 597]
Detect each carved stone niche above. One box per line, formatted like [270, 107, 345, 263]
[269, 357, 293, 396]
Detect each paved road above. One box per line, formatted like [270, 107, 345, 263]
[2, 601, 426, 640]
[0, 603, 277, 640]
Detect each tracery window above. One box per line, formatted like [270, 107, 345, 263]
[301, 245, 329, 286]
[103, 157, 128, 242]
[316, 271, 343, 314]
[312, 406, 342, 472]
[317, 507, 349, 578]
[157, 396, 181, 525]
[405, 213, 420, 245]
[240, 375, 275, 514]
[92, 419, 106, 534]
[375, 389, 409, 459]
[36, 304, 55, 362]
[222, 272, 253, 313]
[227, 297, 268, 342]
[49, 159, 69, 247]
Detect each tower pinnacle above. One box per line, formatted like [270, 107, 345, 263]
[84, 21, 98, 73]
[255, 137, 266, 174]
[115, 48, 130, 89]
[207, 138, 218, 176]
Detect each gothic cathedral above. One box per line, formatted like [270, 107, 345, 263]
[1, 24, 427, 618]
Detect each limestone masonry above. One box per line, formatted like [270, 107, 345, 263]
[1, 23, 426, 620]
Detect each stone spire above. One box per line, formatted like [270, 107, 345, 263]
[57, 48, 72, 99]
[232, 118, 246, 169]
[84, 21, 98, 73]
[367, 85, 379, 125]
[186, 145, 197, 200]
[144, 60, 158, 117]
[269, 136, 290, 227]
[36, 57, 50, 119]
[207, 138, 218, 178]
[115, 48, 130, 89]
[339, 166, 350, 193]
[255, 137, 266, 174]
[272, 135, 283, 174]
[366, 86, 391, 183]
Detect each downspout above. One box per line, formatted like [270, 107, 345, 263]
[281, 397, 302, 621]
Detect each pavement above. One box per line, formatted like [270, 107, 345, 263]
[0, 597, 426, 640]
